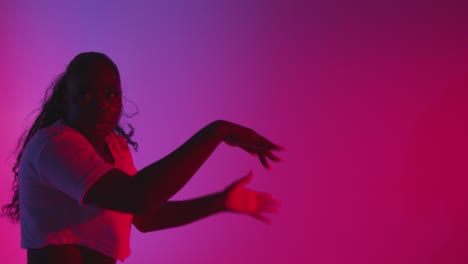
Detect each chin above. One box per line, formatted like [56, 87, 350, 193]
[92, 123, 115, 137]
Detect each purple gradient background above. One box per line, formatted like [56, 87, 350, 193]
[1, 1, 468, 263]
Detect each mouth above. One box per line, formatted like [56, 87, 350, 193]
[89, 115, 117, 126]
[80, 110, 119, 130]
[96, 112, 118, 122]
[95, 119, 118, 129]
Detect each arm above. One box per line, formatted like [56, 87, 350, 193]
[85, 120, 224, 214]
[133, 192, 225, 232]
[133, 171, 280, 232]
[84, 120, 281, 215]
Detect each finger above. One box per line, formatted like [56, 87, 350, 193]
[241, 146, 257, 157]
[256, 192, 273, 201]
[258, 153, 271, 170]
[244, 171, 253, 182]
[257, 206, 279, 213]
[257, 197, 281, 209]
[234, 171, 253, 186]
[249, 213, 271, 224]
[264, 150, 282, 162]
[258, 135, 283, 151]
[269, 198, 281, 206]
[271, 144, 285, 151]
[258, 198, 281, 208]
[257, 193, 280, 203]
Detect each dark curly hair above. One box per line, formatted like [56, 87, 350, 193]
[2, 52, 138, 223]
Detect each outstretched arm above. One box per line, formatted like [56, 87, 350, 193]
[84, 120, 281, 215]
[133, 171, 280, 232]
[133, 193, 225, 232]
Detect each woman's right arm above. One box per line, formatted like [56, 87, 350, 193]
[83, 120, 281, 215]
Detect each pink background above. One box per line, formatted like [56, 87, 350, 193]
[1, 1, 468, 263]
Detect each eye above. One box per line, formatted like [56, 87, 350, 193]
[107, 91, 121, 98]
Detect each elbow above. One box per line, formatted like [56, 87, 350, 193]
[132, 203, 146, 216]
[137, 224, 151, 233]
[131, 177, 153, 215]
[132, 188, 149, 216]
[132, 215, 150, 233]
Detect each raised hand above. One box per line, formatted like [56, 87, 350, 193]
[222, 171, 280, 224]
[218, 120, 282, 170]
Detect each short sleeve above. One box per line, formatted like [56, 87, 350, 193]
[37, 132, 114, 204]
[114, 134, 138, 176]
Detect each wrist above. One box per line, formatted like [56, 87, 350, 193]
[211, 120, 230, 142]
[214, 191, 228, 212]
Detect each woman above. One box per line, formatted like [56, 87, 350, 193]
[2, 52, 281, 263]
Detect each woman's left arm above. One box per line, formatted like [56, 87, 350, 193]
[132, 192, 225, 232]
[132, 171, 279, 232]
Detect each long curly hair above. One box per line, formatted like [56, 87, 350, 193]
[2, 52, 138, 223]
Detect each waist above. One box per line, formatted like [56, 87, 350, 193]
[27, 244, 116, 264]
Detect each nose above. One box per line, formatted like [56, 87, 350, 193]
[90, 92, 112, 110]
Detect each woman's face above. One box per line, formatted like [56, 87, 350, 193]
[64, 60, 122, 141]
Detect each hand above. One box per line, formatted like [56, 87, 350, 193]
[222, 171, 280, 224]
[218, 120, 282, 170]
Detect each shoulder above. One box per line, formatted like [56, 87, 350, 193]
[107, 132, 137, 174]
[21, 120, 92, 172]
[27, 120, 88, 152]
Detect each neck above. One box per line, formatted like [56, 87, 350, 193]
[85, 135, 107, 149]
[73, 126, 108, 149]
